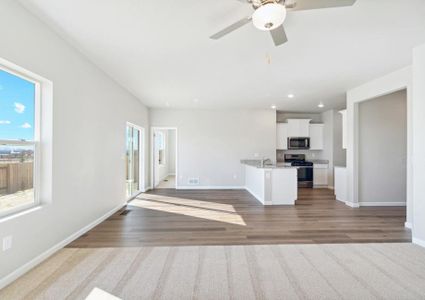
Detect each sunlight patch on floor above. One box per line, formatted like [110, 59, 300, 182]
[138, 193, 239, 212]
[130, 195, 246, 226]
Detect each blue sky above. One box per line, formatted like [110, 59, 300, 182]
[0, 69, 35, 141]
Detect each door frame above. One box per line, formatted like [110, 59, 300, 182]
[126, 122, 145, 201]
[150, 126, 178, 189]
[346, 66, 412, 227]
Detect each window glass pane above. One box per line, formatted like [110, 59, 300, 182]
[126, 126, 141, 197]
[126, 126, 132, 197]
[0, 144, 35, 214]
[132, 129, 140, 193]
[0, 69, 35, 141]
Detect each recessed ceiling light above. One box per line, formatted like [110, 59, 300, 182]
[271, 105, 277, 110]
[318, 102, 325, 108]
[193, 98, 199, 103]
[287, 94, 295, 99]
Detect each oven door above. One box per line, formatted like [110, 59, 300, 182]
[297, 166, 313, 188]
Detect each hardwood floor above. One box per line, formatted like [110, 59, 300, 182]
[68, 188, 411, 248]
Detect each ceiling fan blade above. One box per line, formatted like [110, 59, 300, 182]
[285, 0, 356, 11]
[270, 25, 288, 47]
[210, 17, 252, 40]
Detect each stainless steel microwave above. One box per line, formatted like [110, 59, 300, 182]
[288, 137, 310, 150]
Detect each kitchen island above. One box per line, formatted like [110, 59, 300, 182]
[241, 160, 298, 205]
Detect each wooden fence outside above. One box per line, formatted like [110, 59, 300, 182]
[0, 162, 33, 195]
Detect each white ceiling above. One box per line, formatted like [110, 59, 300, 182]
[19, 0, 425, 111]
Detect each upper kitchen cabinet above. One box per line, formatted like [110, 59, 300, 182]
[287, 119, 311, 137]
[339, 110, 347, 149]
[309, 124, 324, 150]
[277, 123, 289, 150]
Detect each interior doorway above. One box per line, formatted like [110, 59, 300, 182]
[151, 127, 177, 189]
[358, 90, 407, 207]
[126, 123, 145, 199]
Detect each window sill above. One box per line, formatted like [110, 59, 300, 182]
[0, 205, 45, 224]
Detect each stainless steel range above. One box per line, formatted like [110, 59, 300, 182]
[284, 154, 313, 188]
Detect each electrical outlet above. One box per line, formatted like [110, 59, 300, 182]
[188, 178, 200, 185]
[2, 235, 12, 252]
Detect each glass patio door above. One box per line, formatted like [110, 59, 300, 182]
[126, 125, 141, 198]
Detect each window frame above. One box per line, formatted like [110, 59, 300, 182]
[0, 64, 41, 219]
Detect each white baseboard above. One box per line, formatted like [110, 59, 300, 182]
[0, 203, 124, 290]
[345, 201, 360, 208]
[176, 186, 244, 190]
[313, 185, 329, 189]
[359, 202, 406, 207]
[413, 237, 425, 248]
[405, 222, 412, 229]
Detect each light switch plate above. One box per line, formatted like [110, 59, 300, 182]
[2, 235, 12, 251]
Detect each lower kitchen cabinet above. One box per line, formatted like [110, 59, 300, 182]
[313, 164, 328, 187]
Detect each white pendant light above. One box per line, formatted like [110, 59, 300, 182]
[252, 3, 287, 31]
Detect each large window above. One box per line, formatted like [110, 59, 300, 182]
[0, 67, 39, 217]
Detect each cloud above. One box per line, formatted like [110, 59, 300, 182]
[0, 120, 11, 125]
[21, 122, 32, 129]
[14, 102, 26, 113]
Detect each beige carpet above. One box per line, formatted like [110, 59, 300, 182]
[2, 243, 425, 299]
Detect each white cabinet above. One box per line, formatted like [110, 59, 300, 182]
[287, 119, 311, 137]
[339, 110, 347, 149]
[309, 124, 324, 150]
[277, 119, 324, 150]
[276, 123, 289, 150]
[313, 164, 328, 187]
[334, 166, 347, 202]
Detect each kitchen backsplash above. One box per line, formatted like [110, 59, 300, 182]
[277, 149, 324, 162]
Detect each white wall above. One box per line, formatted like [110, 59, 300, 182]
[412, 44, 425, 245]
[358, 90, 407, 205]
[150, 109, 276, 188]
[0, 0, 149, 284]
[276, 112, 322, 123]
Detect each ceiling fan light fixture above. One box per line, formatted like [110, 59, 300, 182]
[252, 3, 287, 31]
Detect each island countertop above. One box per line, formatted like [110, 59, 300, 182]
[240, 159, 296, 169]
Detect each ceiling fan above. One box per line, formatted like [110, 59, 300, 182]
[210, 0, 357, 47]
